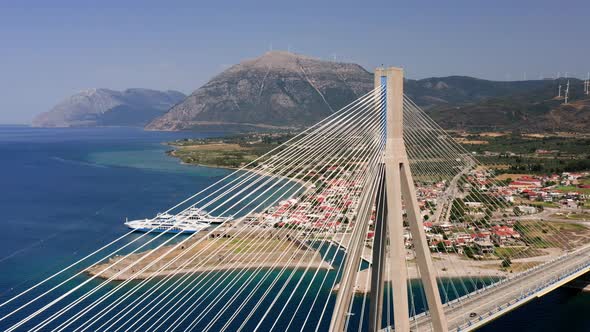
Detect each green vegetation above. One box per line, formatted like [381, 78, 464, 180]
[172, 146, 263, 169]
[527, 201, 559, 208]
[555, 185, 590, 195]
[168, 129, 590, 175]
[464, 190, 504, 209]
[494, 247, 542, 259]
[514, 220, 590, 250]
[495, 247, 523, 258]
[462, 134, 590, 155]
[561, 213, 590, 221]
[462, 246, 476, 259]
[457, 133, 590, 174]
[168, 132, 296, 168]
[513, 221, 554, 248]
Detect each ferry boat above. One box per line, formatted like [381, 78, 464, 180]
[124, 208, 230, 234]
[179, 207, 230, 225]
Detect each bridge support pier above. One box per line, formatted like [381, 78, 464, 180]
[375, 67, 448, 332]
[368, 174, 388, 331]
[329, 67, 448, 332]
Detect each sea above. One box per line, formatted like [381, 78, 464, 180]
[0, 125, 588, 331]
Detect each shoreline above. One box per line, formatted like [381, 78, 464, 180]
[329, 232, 566, 294]
[166, 145, 312, 190]
[86, 228, 332, 281]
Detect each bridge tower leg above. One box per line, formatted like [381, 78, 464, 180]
[329, 67, 448, 332]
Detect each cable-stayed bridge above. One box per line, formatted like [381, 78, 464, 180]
[1, 67, 589, 332]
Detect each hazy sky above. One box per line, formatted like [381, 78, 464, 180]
[1, 0, 589, 124]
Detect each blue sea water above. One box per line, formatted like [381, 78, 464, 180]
[0, 126, 229, 287]
[0, 125, 588, 331]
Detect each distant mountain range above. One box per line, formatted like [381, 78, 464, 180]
[32, 88, 185, 127]
[146, 51, 589, 132]
[33, 51, 590, 132]
[419, 78, 590, 132]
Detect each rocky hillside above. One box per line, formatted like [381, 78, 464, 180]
[32, 88, 185, 127]
[146, 51, 373, 130]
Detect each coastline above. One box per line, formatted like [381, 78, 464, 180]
[166, 144, 312, 190]
[86, 228, 332, 281]
[80, 142, 323, 282]
[329, 232, 565, 294]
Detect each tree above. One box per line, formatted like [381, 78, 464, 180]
[450, 199, 467, 222]
[463, 246, 476, 259]
[501, 258, 512, 269]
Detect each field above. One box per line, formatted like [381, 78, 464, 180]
[527, 201, 559, 208]
[555, 185, 590, 195]
[515, 220, 590, 250]
[455, 132, 590, 174]
[550, 212, 590, 221]
[494, 246, 544, 260]
[453, 138, 488, 145]
[495, 173, 534, 181]
[169, 142, 264, 169]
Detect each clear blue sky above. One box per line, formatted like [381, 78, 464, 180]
[1, 0, 588, 124]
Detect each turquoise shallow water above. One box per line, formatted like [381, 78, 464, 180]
[87, 146, 228, 175]
[0, 126, 589, 331]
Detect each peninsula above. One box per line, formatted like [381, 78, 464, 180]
[86, 228, 332, 280]
[166, 132, 295, 169]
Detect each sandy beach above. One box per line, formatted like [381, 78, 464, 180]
[87, 229, 332, 280]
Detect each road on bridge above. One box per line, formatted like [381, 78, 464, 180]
[408, 244, 590, 331]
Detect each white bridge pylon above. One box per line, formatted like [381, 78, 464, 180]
[329, 68, 448, 332]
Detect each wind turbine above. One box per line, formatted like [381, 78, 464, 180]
[565, 80, 570, 104]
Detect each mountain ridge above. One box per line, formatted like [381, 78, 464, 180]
[33, 51, 590, 132]
[32, 88, 186, 128]
[146, 51, 589, 132]
[426, 78, 590, 132]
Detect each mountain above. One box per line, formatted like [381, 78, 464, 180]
[404, 76, 551, 107]
[423, 78, 590, 132]
[32, 88, 186, 128]
[146, 51, 373, 130]
[146, 51, 589, 132]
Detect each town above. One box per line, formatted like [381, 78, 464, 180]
[241, 162, 590, 272]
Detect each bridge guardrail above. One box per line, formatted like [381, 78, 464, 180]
[454, 257, 590, 332]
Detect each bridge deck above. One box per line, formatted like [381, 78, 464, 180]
[401, 244, 590, 331]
